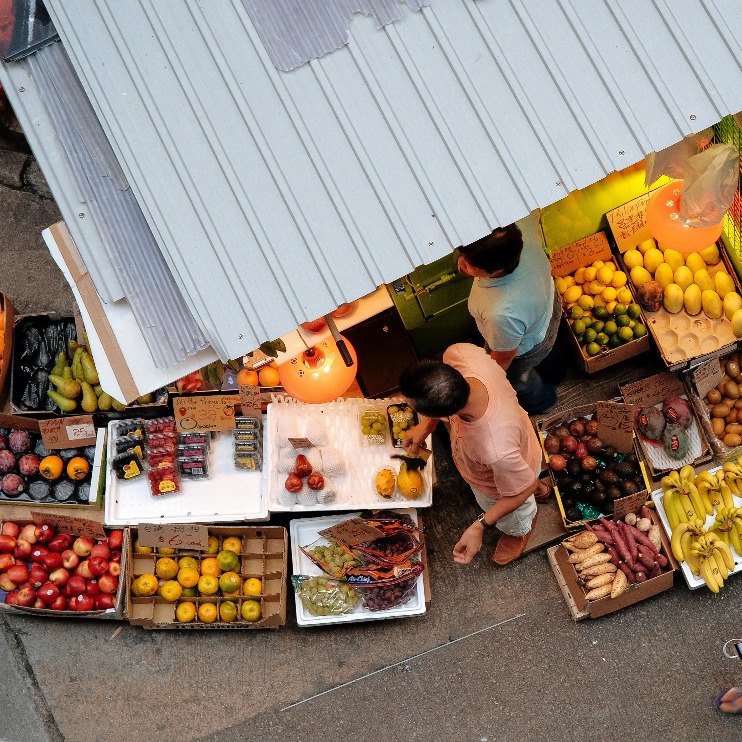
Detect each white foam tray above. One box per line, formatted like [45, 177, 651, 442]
[103, 421, 269, 526]
[290, 509, 426, 627]
[651, 465, 742, 590]
[267, 397, 433, 512]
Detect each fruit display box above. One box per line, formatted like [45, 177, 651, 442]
[0, 293, 14, 402]
[124, 525, 287, 629]
[0, 414, 104, 508]
[267, 397, 433, 512]
[547, 509, 677, 620]
[609, 230, 742, 371]
[549, 231, 650, 374]
[650, 467, 742, 591]
[0, 519, 127, 620]
[619, 372, 713, 478]
[289, 509, 427, 627]
[538, 403, 650, 530]
[8, 312, 170, 422]
[103, 420, 269, 525]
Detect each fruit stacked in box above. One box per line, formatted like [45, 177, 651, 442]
[0, 426, 95, 504]
[697, 352, 742, 451]
[542, 415, 646, 524]
[0, 521, 123, 612]
[554, 258, 647, 357]
[661, 463, 742, 592]
[294, 511, 424, 615]
[128, 527, 286, 628]
[625, 241, 742, 333]
[561, 507, 670, 602]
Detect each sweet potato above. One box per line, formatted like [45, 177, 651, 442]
[636, 549, 656, 571]
[576, 553, 613, 571]
[634, 570, 647, 583]
[567, 543, 605, 563]
[591, 527, 614, 546]
[618, 562, 636, 583]
[619, 521, 638, 564]
[580, 562, 617, 577]
[647, 525, 662, 552]
[610, 570, 628, 598]
[640, 505, 652, 520]
[607, 545, 620, 566]
[569, 531, 598, 550]
[584, 573, 614, 589]
[585, 584, 613, 601]
[626, 523, 659, 555]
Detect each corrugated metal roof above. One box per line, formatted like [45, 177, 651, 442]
[36, 0, 742, 360]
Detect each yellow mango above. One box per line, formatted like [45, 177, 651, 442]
[673, 265, 694, 291]
[643, 248, 664, 276]
[663, 249, 685, 272]
[723, 292, 742, 320]
[699, 244, 721, 265]
[654, 263, 675, 288]
[663, 283, 684, 314]
[630, 266, 652, 288]
[637, 238, 657, 254]
[732, 308, 742, 338]
[702, 289, 723, 319]
[714, 271, 736, 299]
[685, 252, 706, 275]
[623, 250, 643, 271]
[683, 284, 702, 315]
[693, 269, 715, 293]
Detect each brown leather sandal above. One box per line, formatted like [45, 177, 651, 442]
[535, 477, 553, 503]
[492, 513, 538, 566]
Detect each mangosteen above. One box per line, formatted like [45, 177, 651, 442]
[585, 419, 600, 436]
[0, 433, 6, 450]
[620, 480, 639, 496]
[543, 435, 561, 455]
[600, 469, 620, 485]
[552, 425, 570, 439]
[568, 419, 585, 438]
[567, 458, 582, 477]
[565, 507, 582, 523]
[0, 449, 15, 474]
[586, 437, 603, 454]
[606, 486, 623, 500]
[8, 430, 31, 454]
[548, 454, 568, 472]
[17, 454, 40, 477]
[560, 435, 579, 454]
[1, 473, 25, 497]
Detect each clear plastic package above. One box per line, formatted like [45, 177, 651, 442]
[359, 408, 387, 445]
[292, 575, 360, 616]
[177, 455, 209, 479]
[145, 417, 176, 436]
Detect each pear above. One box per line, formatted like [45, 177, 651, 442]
[80, 381, 98, 413]
[48, 374, 81, 399]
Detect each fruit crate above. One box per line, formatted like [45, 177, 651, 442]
[549, 231, 650, 374]
[124, 525, 287, 629]
[0, 293, 14, 403]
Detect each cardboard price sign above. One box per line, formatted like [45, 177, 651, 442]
[693, 358, 725, 400]
[611, 491, 647, 521]
[287, 437, 313, 450]
[173, 393, 237, 433]
[621, 372, 683, 406]
[606, 192, 653, 253]
[137, 523, 210, 550]
[596, 401, 635, 452]
[30, 512, 106, 540]
[39, 415, 96, 449]
[238, 384, 262, 420]
[319, 518, 384, 547]
[549, 232, 611, 278]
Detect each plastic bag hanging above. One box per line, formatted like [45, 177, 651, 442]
[644, 129, 714, 186]
[679, 143, 739, 226]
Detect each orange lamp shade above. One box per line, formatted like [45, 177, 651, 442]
[277, 336, 358, 404]
[646, 180, 724, 254]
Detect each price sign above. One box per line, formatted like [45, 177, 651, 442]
[612, 491, 647, 521]
[596, 401, 635, 452]
[30, 512, 106, 540]
[621, 372, 684, 406]
[287, 437, 313, 449]
[693, 358, 724, 400]
[606, 192, 654, 253]
[319, 518, 384, 547]
[238, 384, 262, 420]
[39, 415, 96, 449]
[136, 523, 210, 550]
[549, 232, 611, 277]
[173, 393, 237, 432]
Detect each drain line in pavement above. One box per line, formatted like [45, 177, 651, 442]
[281, 613, 526, 711]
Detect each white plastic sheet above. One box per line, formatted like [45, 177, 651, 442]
[680, 143, 739, 225]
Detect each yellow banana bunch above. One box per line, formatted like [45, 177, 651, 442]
[671, 518, 707, 568]
[722, 459, 742, 498]
[696, 470, 722, 514]
[687, 532, 735, 593]
[710, 506, 742, 558]
[661, 465, 701, 526]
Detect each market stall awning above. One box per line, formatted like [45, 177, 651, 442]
[5, 0, 742, 377]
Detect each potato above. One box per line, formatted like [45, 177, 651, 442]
[610, 570, 628, 599]
[728, 360, 740, 378]
[712, 418, 726, 437]
[707, 389, 722, 405]
[724, 433, 742, 447]
[584, 573, 614, 589]
[735, 399, 742, 410]
[712, 403, 731, 418]
[727, 381, 741, 400]
[567, 543, 605, 563]
[727, 410, 739, 424]
[585, 584, 613, 601]
[726, 423, 742, 436]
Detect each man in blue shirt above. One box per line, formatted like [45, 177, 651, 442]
[458, 212, 563, 413]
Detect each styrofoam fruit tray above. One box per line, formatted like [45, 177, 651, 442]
[267, 397, 433, 512]
[290, 509, 426, 626]
[651, 465, 742, 590]
[104, 421, 269, 525]
[635, 395, 704, 471]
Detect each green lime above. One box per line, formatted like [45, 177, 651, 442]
[571, 319, 586, 336]
[613, 303, 627, 316]
[627, 303, 642, 319]
[618, 326, 634, 342]
[604, 320, 617, 335]
[633, 323, 647, 338]
[569, 305, 584, 320]
[596, 332, 609, 346]
[593, 306, 610, 321]
[615, 314, 631, 328]
[586, 342, 601, 357]
[583, 328, 597, 344]
[608, 333, 622, 348]
[590, 320, 605, 333]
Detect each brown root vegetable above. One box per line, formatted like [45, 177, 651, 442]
[624, 512, 637, 526]
[567, 543, 605, 563]
[636, 517, 652, 532]
[647, 525, 662, 551]
[610, 569, 628, 598]
[584, 573, 614, 589]
[580, 562, 617, 577]
[585, 584, 613, 601]
[637, 280, 664, 312]
[569, 531, 598, 550]
[576, 552, 613, 571]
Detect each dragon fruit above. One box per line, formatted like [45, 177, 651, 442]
[636, 405, 665, 441]
[662, 396, 693, 429]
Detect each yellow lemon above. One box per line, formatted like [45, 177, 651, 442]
[562, 275, 575, 289]
[592, 296, 606, 308]
[584, 266, 598, 282]
[243, 577, 263, 596]
[573, 267, 587, 285]
[563, 285, 582, 304]
[600, 286, 617, 303]
[588, 280, 606, 295]
[693, 269, 715, 293]
[241, 599, 261, 622]
[623, 250, 643, 271]
[554, 276, 569, 295]
[198, 574, 220, 596]
[577, 295, 594, 311]
[177, 567, 200, 588]
[178, 556, 199, 571]
[220, 600, 238, 623]
[616, 288, 633, 305]
[176, 601, 196, 623]
[606, 300, 618, 314]
[198, 603, 218, 623]
[702, 290, 723, 319]
[611, 271, 627, 288]
[200, 557, 221, 577]
[592, 260, 605, 268]
[715, 271, 736, 299]
[158, 580, 183, 602]
[155, 557, 179, 581]
[596, 264, 614, 285]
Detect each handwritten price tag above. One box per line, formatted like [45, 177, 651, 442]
[693, 358, 724, 400]
[173, 393, 237, 432]
[39, 415, 96, 449]
[596, 401, 635, 452]
[319, 518, 384, 547]
[30, 512, 106, 540]
[238, 384, 262, 419]
[606, 192, 653, 253]
[612, 491, 647, 521]
[137, 523, 210, 550]
[549, 232, 611, 277]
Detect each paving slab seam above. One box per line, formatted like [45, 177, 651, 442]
[281, 613, 526, 711]
[0, 616, 65, 742]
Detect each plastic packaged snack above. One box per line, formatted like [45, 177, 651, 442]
[235, 416, 261, 431]
[147, 464, 180, 496]
[177, 443, 209, 458]
[111, 419, 145, 438]
[234, 452, 262, 470]
[234, 439, 261, 454]
[177, 456, 209, 478]
[112, 451, 144, 480]
[177, 431, 210, 448]
[300, 539, 361, 577]
[292, 575, 360, 616]
[114, 434, 145, 458]
[234, 429, 261, 443]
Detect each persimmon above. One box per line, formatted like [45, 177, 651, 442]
[39, 455, 64, 481]
[66, 456, 90, 481]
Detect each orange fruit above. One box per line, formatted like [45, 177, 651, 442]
[155, 557, 179, 580]
[178, 556, 198, 571]
[131, 574, 158, 597]
[205, 536, 219, 555]
[219, 571, 241, 594]
[216, 550, 240, 572]
[258, 366, 280, 387]
[236, 368, 259, 386]
[133, 540, 153, 554]
[157, 580, 183, 602]
[176, 601, 196, 622]
[219, 600, 238, 622]
[242, 577, 262, 596]
[241, 599, 261, 622]
[156, 547, 177, 555]
[222, 536, 242, 554]
[66, 456, 90, 481]
[200, 557, 221, 577]
[39, 455, 64, 481]
[197, 574, 219, 595]
[197, 603, 218, 623]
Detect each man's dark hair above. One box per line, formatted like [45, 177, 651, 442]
[399, 360, 470, 418]
[458, 223, 523, 276]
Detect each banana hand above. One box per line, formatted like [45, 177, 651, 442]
[701, 557, 720, 593]
[671, 522, 690, 562]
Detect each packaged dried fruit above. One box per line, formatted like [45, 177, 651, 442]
[234, 416, 261, 431]
[234, 452, 262, 470]
[348, 570, 421, 612]
[177, 443, 209, 458]
[145, 417, 176, 435]
[111, 419, 145, 438]
[177, 431, 210, 448]
[177, 456, 209, 479]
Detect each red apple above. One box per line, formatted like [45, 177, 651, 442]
[0, 534, 17, 553]
[107, 562, 121, 578]
[13, 539, 32, 559]
[33, 598, 46, 609]
[98, 574, 118, 594]
[64, 575, 86, 597]
[1, 522, 20, 538]
[47, 534, 73, 553]
[29, 546, 49, 563]
[107, 530, 124, 550]
[61, 550, 79, 570]
[49, 595, 67, 611]
[69, 593, 94, 611]
[7, 564, 29, 585]
[28, 565, 48, 589]
[34, 524, 55, 543]
[48, 568, 70, 587]
[90, 543, 111, 560]
[0, 573, 17, 591]
[40, 552, 63, 572]
[19, 524, 37, 544]
[94, 593, 115, 610]
[0, 553, 16, 571]
[76, 560, 93, 580]
[4, 590, 19, 605]
[72, 537, 94, 557]
[37, 582, 60, 604]
[109, 551, 122, 564]
[16, 587, 37, 606]
[85, 579, 100, 596]
[88, 556, 108, 577]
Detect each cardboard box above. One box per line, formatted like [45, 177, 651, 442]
[549, 232, 650, 374]
[547, 510, 678, 620]
[619, 371, 713, 478]
[0, 294, 14, 403]
[125, 525, 287, 629]
[539, 403, 650, 530]
[0, 518, 127, 620]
